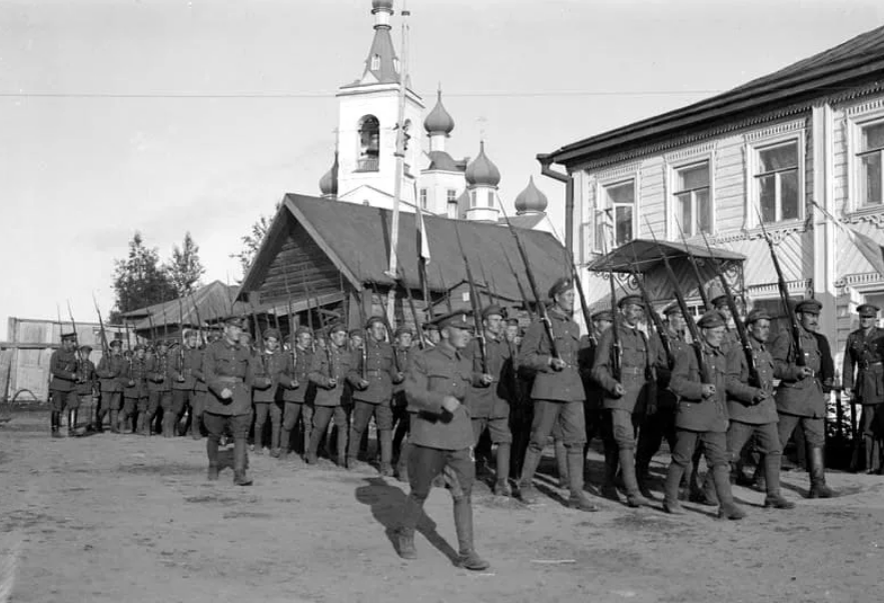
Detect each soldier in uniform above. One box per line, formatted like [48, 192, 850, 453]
[252, 328, 293, 456]
[662, 311, 745, 519]
[843, 303, 884, 474]
[96, 339, 126, 433]
[170, 330, 200, 438]
[72, 344, 97, 435]
[279, 326, 312, 459]
[346, 316, 404, 475]
[464, 305, 515, 496]
[580, 309, 613, 455]
[203, 316, 269, 486]
[392, 326, 416, 481]
[306, 323, 354, 465]
[591, 294, 653, 507]
[517, 277, 597, 511]
[122, 344, 149, 434]
[772, 299, 835, 498]
[190, 337, 209, 439]
[396, 310, 492, 571]
[146, 340, 172, 436]
[423, 323, 441, 347]
[723, 309, 794, 508]
[49, 331, 79, 437]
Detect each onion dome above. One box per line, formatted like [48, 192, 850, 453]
[372, 0, 393, 11]
[424, 89, 455, 135]
[427, 150, 457, 171]
[514, 176, 548, 213]
[465, 141, 501, 187]
[319, 153, 339, 197]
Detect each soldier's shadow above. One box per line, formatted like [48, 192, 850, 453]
[355, 477, 459, 564]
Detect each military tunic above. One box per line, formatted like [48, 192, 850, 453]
[49, 347, 78, 412]
[306, 344, 354, 460]
[843, 326, 884, 470]
[280, 347, 313, 450]
[97, 353, 126, 411]
[203, 339, 260, 417]
[347, 337, 403, 463]
[147, 352, 173, 418]
[252, 348, 292, 451]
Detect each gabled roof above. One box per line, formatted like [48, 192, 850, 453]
[586, 238, 745, 274]
[544, 25, 884, 167]
[120, 280, 242, 330]
[240, 193, 570, 303]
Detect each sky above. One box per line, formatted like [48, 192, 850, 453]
[2, 0, 883, 340]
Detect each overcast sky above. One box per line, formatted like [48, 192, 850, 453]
[2, 0, 882, 339]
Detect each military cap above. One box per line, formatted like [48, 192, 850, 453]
[223, 316, 245, 328]
[858, 304, 880, 318]
[263, 327, 281, 341]
[348, 328, 365, 338]
[109, 339, 122, 348]
[313, 329, 326, 339]
[504, 318, 520, 326]
[697, 310, 727, 329]
[591, 309, 613, 322]
[481, 304, 504, 320]
[365, 316, 386, 329]
[422, 322, 440, 332]
[156, 339, 169, 347]
[133, 343, 146, 351]
[795, 299, 823, 315]
[745, 308, 771, 325]
[61, 331, 78, 341]
[182, 328, 197, 339]
[327, 323, 347, 335]
[662, 301, 682, 316]
[394, 326, 413, 338]
[618, 295, 644, 309]
[707, 282, 728, 307]
[294, 326, 312, 337]
[548, 277, 573, 300]
[433, 310, 473, 330]
[79, 344, 93, 352]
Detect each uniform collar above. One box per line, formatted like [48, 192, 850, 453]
[436, 342, 460, 361]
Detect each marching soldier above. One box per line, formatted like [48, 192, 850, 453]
[96, 339, 126, 433]
[662, 311, 745, 520]
[203, 316, 268, 486]
[171, 330, 201, 438]
[591, 294, 653, 507]
[280, 326, 311, 458]
[772, 299, 836, 498]
[347, 316, 404, 475]
[252, 328, 294, 457]
[306, 323, 354, 465]
[464, 305, 516, 496]
[49, 331, 79, 437]
[724, 308, 794, 508]
[190, 337, 209, 439]
[146, 340, 172, 436]
[842, 303, 884, 474]
[517, 277, 597, 512]
[396, 310, 492, 571]
[423, 323, 441, 348]
[72, 344, 97, 435]
[392, 326, 416, 481]
[122, 344, 149, 434]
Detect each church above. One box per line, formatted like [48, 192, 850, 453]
[315, 0, 556, 234]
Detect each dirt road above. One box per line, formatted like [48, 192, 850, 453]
[1, 410, 882, 603]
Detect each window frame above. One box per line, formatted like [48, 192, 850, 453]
[594, 176, 638, 252]
[849, 110, 884, 212]
[746, 132, 805, 228]
[669, 158, 714, 237]
[419, 188, 428, 210]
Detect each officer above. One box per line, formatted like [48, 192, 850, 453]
[591, 294, 654, 507]
[49, 331, 79, 437]
[279, 326, 312, 459]
[306, 323, 354, 466]
[123, 344, 149, 434]
[392, 326, 416, 481]
[464, 305, 515, 496]
[517, 277, 597, 512]
[843, 303, 884, 474]
[146, 340, 172, 436]
[252, 328, 294, 457]
[347, 316, 404, 475]
[663, 311, 745, 520]
[396, 310, 492, 571]
[203, 316, 268, 486]
[723, 308, 794, 508]
[171, 330, 201, 438]
[96, 339, 126, 433]
[772, 299, 835, 498]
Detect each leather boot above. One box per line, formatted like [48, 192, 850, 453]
[601, 445, 620, 501]
[555, 439, 569, 489]
[396, 494, 423, 560]
[305, 427, 321, 465]
[162, 414, 173, 438]
[453, 496, 490, 571]
[495, 443, 511, 490]
[233, 438, 253, 486]
[517, 447, 543, 504]
[635, 450, 654, 499]
[567, 449, 599, 511]
[396, 440, 411, 482]
[279, 428, 291, 459]
[136, 413, 146, 436]
[50, 412, 61, 437]
[118, 411, 128, 434]
[337, 428, 348, 468]
[109, 410, 119, 434]
[698, 470, 719, 506]
[808, 446, 834, 498]
[68, 409, 77, 436]
[379, 430, 394, 476]
[762, 453, 794, 509]
[663, 462, 686, 514]
[619, 448, 651, 507]
[207, 438, 220, 481]
[712, 464, 745, 520]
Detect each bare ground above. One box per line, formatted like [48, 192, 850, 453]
[1, 410, 882, 603]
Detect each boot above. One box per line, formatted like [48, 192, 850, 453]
[663, 463, 687, 514]
[601, 446, 620, 501]
[396, 494, 423, 560]
[304, 429, 320, 465]
[619, 448, 651, 507]
[207, 438, 220, 481]
[67, 409, 76, 436]
[109, 410, 119, 434]
[495, 443, 511, 489]
[396, 440, 411, 482]
[712, 464, 745, 520]
[50, 412, 61, 438]
[162, 414, 174, 438]
[136, 413, 146, 436]
[493, 479, 512, 497]
[379, 430, 393, 477]
[635, 450, 654, 499]
[808, 446, 834, 498]
[517, 448, 543, 504]
[761, 453, 794, 508]
[94, 409, 106, 433]
[279, 428, 291, 459]
[697, 470, 719, 506]
[453, 496, 489, 571]
[233, 438, 253, 486]
[567, 449, 599, 512]
[118, 411, 129, 434]
[555, 439, 569, 489]
[337, 428, 348, 468]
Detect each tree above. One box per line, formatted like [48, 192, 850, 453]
[112, 232, 177, 317]
[232, 203, 280, 276]
[166, 232, 205, 295]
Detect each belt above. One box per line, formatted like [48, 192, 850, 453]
[216, 376, 244, 384]
[620, 367, 646, 375]
[366, 370, 384, 376]
[861, 361, 883, 369]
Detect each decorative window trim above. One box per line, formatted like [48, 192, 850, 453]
[593, 172, 640, 253]
[664, 142, 715, 164]
[744, 128, 806, 230]
[667, 153, 715, 239]
[845, 106, 884, 214]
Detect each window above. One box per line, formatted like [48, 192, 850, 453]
[419, 188, 427, 209]
[470, 191, 477, 208]
[487, 191, 494, 208]
[447, 189, 457, 204]
[673, 162, 711, 235]
[371, 54, 380, 71]
[755, 141, 800, 223]
[357, 115, 380, 171]
[858, 121, 884, 206]
[598, 180, 635, 247]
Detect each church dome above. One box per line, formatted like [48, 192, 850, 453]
[465, 142, 500, 187]
[514, 176, 548, 213]
[319, 153, 339, 197]
[424, 89, 455, 135]
[372, 0, 393, 11]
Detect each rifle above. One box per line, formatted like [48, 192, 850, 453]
[397, 265, 426, 349]
[147, 313, 157, 346]
[477, 255, 494, 307]
[436, 263, 454, 314]
[92, 292, 110, 357]
[497, 198, 559, 360]
[67, 300, 85, 384]
[161, 302, 169, 343]
[645, 219, 710, 382]
[189, 291, 205, 347]
[177, 296, 187, 365]
[124, 319, 132, 352]
[627, 245, 673, 367]
[700, 231, 758, 383]
[369, 280, 400, 372]
[600, 231, 621, 380]
[302, 280, 316, 353]
[674, 220, 711, 310]
[754, 207, 805, 367]
[455, 223, 487, 373]
[501, 242, 534, 319]
[561, 241, 593, 340]
[282, 267, 297, 367]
